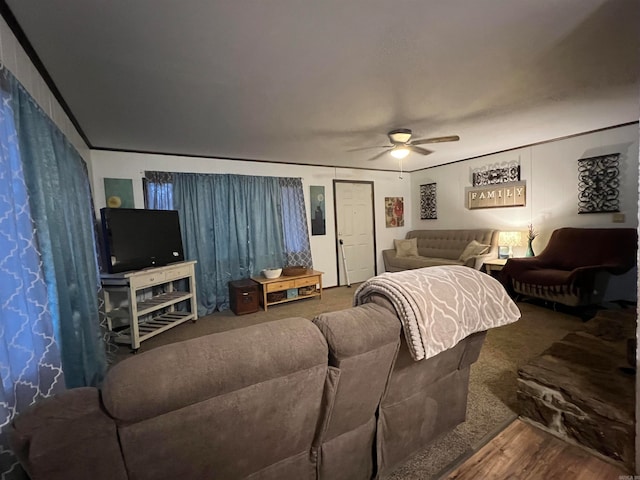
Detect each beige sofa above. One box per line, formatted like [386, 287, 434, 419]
[10, 303, 485, 480]
[383, 229, 498, 272]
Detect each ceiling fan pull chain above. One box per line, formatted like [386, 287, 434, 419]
[399, 158, 403, 179]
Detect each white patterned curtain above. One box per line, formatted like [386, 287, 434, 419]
[279, 178, 313, 268]
[144, 171, 174, 209]
[0, 80, 64, 479]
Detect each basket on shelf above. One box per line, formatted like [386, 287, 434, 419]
[298, 285, 316, 296]
[283, 266, 308, 276]
[267, 291, 286, 302]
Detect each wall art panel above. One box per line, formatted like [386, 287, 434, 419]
[420, 183, 437, 219]
[472, 162, 520, 186]
[577, 154, 620, 214]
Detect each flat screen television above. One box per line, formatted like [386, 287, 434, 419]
[100, 208, 185, 274]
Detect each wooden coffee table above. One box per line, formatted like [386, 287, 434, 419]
[251, 269, 323, 311]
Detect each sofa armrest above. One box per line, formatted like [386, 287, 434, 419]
[469, 252, 497, 270]
[9, 387, 127, 480]
[382, 249, 398, 272]
[572, 263, 635, 278]
[501, 256, 550, 281]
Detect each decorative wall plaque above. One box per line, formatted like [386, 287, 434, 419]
[466, 181, 526, 210]
[420, 183, 437, 220]
[577, 154, 620, 214]
[472, 162, 520, 186]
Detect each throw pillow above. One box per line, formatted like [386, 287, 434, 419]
[458, 240, 490, 262]
[394, 238, 419, 257]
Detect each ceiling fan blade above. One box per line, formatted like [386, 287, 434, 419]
[368, 149, 392, 161]
[411, 135, 460, 145]
[408, 145, 433, 156]
[347, 145, 390, 152]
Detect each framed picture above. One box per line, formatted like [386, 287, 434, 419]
[385, 197, 404, 227]
[310, 185, 326, 235]
[104, 178, 134, 208]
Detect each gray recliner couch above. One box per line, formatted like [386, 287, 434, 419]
[10, 303, 486, 480]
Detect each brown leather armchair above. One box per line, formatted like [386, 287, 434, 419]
[501, 227, 637, 308]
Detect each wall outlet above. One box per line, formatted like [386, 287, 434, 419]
[612, 212, 625, 223]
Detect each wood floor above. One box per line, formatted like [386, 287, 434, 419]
[444, 419, 629, 480]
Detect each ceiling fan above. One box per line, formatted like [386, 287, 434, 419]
[354, 128, 460, 161]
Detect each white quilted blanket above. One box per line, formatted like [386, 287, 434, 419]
[354, 266, 521, 361]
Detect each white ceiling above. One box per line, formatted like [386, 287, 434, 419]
[4, 0, 640, 172]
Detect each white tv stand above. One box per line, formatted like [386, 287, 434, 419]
[100, 260, 198, 352]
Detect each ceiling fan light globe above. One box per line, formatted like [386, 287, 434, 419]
[389, 132, 412, 144]
[390, 147, 410, 159]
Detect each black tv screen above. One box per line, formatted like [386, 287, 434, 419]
[100, 208, 185, 274]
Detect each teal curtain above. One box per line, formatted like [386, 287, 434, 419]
[5, 68, 107, 389]
[173, 173, 285, 314]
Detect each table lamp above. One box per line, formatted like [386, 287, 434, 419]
[498, 231, 523, 258]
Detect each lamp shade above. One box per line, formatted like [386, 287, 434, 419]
[498, 231, 523, 258]
[498, 231, 523, 247]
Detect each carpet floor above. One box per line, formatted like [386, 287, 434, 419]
[112, 284, 589, 479]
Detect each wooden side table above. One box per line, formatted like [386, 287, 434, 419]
[251, 269, 323, 311]
[484, 258, 508, 276]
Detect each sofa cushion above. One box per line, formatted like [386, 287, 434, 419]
[390, 256, 463, 270]
[105, 318, 328, 480]
[406, 229, 496, 260]
[513, 267, 573, 285]
[102, 317, 328, 423]
[394, 238, 418, 257]
[458, 240, 490, 262]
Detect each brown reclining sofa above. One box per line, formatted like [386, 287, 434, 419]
[501, 227, 637, 308]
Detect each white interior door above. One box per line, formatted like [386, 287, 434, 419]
[335, 181, 376, 285]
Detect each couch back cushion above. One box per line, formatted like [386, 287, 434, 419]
[102, 318, 328, 480]
[406, 229, 496, 260]
[313, 304, 400, 439]
[312, 304, 400, 480]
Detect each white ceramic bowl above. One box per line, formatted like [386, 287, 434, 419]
[262, 268, 282, 279]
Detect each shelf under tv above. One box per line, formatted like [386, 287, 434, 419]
[111, 311, 197, 347]
[100, 261, 198, 351]
[137, 291, 194, 317]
